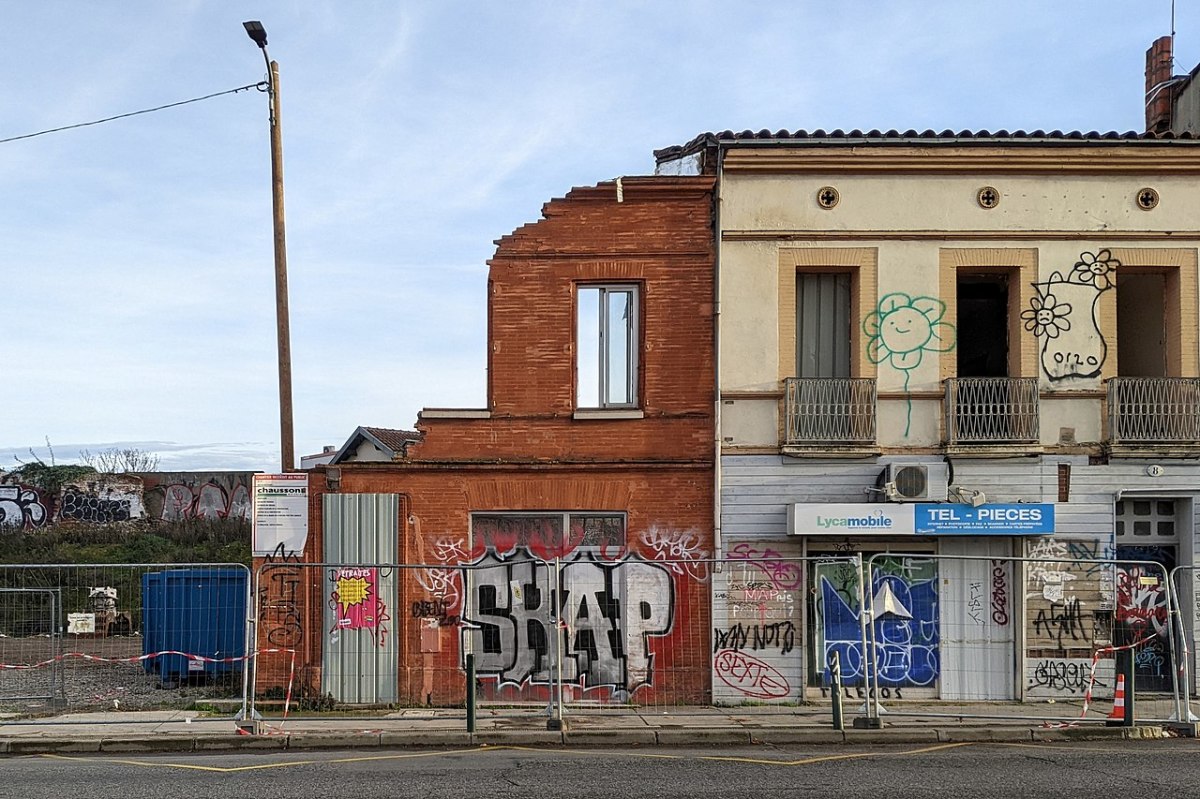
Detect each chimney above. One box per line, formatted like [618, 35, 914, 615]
[1146, 35, 1175, 133]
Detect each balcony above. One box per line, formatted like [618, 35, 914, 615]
[784, 378, 876, 450]
[944, 377, 1039, 448]
[1107, 377, 1200, 449]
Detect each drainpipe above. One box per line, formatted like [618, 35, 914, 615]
[713, 145, 725, 564]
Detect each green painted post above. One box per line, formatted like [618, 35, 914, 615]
[466, 653, 476, 733]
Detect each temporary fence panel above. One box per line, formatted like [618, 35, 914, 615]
[0, 563, 250, 721]
[712, 554, 823, 704]
[0, 588, 62, 704]
[461, 554, 556, 703]
[812, 557, 866, 693]
[462, 553, 706, 710]
[856, 552, 1172, 725]
[864, 555, 940, 700]
[322, 494, 399, 705]
[1116, 543, 1176, 692]
[461, 514, 713, 712]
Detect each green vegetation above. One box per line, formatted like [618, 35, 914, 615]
[6, 463, 98, 497]
[0, 518, 251, 636]
[0, 517, 251, 566]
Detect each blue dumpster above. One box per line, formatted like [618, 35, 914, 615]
[141, 568, 248, 683]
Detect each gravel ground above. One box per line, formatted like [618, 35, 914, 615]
[0, 634, 243, 716]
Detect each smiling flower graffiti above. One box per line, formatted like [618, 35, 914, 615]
[864, 293, 956, 436]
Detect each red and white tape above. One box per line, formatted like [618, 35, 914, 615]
[1042, 634, 1155, 728]
[1, 647, 298, 732]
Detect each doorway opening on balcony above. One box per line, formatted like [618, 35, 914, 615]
[1116, 271, 1166, 377]
[796, 272, 851, 379]
[951, 273, 1032, 444]
[957, 274, 1009, 378]
[790, 271, 873, 445]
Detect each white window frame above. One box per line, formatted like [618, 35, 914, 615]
[577, 283, 639, 409]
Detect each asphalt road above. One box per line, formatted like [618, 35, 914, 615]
[6, 740, 1198, 798]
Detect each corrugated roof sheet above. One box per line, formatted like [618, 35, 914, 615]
[654, 128, 1200, 162]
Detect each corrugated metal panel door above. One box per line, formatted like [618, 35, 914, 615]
[322, 493, 399, 704]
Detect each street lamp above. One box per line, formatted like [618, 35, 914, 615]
[244, 20, 295, 472]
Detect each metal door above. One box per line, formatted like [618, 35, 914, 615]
[322, 493, 399, 704]
[938, 539, 1015, 700]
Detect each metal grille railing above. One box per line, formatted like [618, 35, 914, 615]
[1108, 377, 1200, 444]
[944, 377, 1039, 444]
[784, 378, 876, 445]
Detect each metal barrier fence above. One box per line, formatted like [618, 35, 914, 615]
[1169, 565, 1200, 723]
[0, 563, 251, 726]
[251, 555, 869, 727]
[2, 551, 1191, 731]
[858, 553, 1176, 726]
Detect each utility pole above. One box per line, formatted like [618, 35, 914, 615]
[244, 21, 295, 472]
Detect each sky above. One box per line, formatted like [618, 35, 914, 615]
[2, 1, 1196, 472]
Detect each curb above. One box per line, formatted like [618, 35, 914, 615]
[0, 724, 1171, 756]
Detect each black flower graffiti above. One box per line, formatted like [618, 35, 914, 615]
[1020, 293, 1072, 338]
[1070, 249, 1119, 291]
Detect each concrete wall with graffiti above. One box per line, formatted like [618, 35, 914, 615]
[0, 472, 253, 530]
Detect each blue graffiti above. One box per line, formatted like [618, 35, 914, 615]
[820, 571, 940, 687]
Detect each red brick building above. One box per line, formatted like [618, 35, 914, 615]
[256, 176, 716, 706]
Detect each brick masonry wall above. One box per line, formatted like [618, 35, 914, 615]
[254, 177, 718, 704]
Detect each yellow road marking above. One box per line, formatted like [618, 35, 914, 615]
[43, 738, 1170, 774]
[492, 739, 979, 763]
[41, 748, 482, 773]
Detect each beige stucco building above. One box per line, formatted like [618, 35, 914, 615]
[658, 120, 1200, 706]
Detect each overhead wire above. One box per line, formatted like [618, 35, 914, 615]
[0, 81, 267, 145]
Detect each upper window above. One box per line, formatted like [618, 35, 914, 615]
[796, 272, 851, 378]
[577, 284, 639, 408]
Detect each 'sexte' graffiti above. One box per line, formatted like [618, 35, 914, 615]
[462, 549, 673, 697]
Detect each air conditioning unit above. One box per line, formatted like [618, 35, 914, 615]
[883, 463, 949, 502]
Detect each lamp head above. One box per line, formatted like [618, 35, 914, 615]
[243, 20, 268, 48]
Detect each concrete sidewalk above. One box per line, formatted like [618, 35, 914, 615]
[0, 700, 1180, 755]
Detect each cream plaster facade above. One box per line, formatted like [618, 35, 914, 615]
[696, 135, 1200, 704]
[717, 144, 1200, 452]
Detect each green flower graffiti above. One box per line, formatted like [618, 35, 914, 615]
[864, 293, 956, 437]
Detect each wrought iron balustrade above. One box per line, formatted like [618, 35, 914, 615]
[944, 377, 1039, 445]
[1107, 377, 1200, 444]
[784, 378, 876, 445]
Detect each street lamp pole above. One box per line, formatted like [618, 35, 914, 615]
[244, 20, 295, 472]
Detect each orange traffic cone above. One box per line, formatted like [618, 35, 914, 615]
[1105, 672, 1126, 727]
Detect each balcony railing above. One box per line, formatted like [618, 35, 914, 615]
[944, 377, 1039, 445]
[1108, 377, 1200, 444]
[784, 378, 876, 445]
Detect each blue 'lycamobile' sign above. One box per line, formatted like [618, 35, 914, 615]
[913, 503, 1054, 536]
[789, 503, 1056, 536]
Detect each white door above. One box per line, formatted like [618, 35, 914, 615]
[938, 537, 1015, 700]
